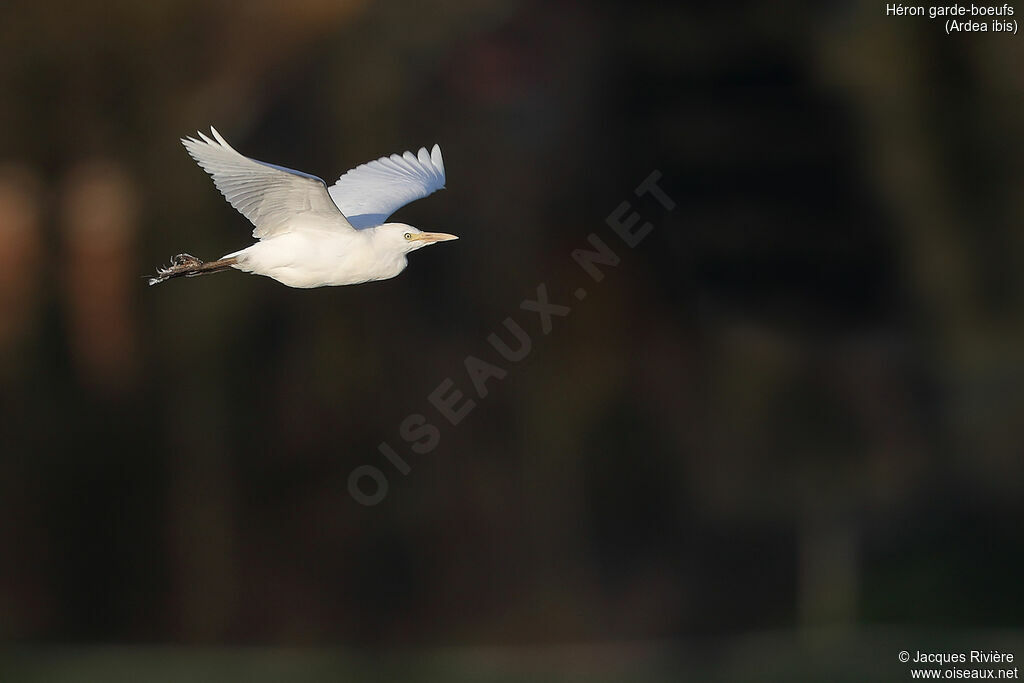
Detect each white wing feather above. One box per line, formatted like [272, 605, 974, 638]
[182, 127, 353, 239]
[328, 145, 446, 229]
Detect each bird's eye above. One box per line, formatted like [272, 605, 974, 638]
[403, 232, 412, 240]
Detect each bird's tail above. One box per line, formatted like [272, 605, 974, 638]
[148, 253, 238, 286]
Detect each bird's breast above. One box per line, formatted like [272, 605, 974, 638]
[237, 231, 407, 288]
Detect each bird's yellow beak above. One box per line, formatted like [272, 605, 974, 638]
[413, 232, 459, 243]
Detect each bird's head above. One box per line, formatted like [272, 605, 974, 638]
[378, 223, 459, 254]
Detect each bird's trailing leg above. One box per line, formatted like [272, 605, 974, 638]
[148, 253, 238, 286]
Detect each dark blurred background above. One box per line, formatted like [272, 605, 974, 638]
[1, 0, 1023, 680]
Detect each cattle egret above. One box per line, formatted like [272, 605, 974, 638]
[150, 127, 456, 288]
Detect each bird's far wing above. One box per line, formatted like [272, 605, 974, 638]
[182, 128, 354, 239]
[328, 145, 446, 229]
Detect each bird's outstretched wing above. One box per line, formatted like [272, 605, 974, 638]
[182, 128, 353, 239]
[328, 145, 445, 229]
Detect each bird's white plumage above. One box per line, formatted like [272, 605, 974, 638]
[181, 128, 353, 239]
[166, 128, 456, 289]
[328, 145, 446, 228]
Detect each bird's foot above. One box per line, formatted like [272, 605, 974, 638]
[149, 253, 205, 286]
[171, 253, 204, 268]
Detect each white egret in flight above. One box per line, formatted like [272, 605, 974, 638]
[150, 128, 456, 288]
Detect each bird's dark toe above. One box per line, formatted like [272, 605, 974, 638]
[171, 253, 203, 268]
